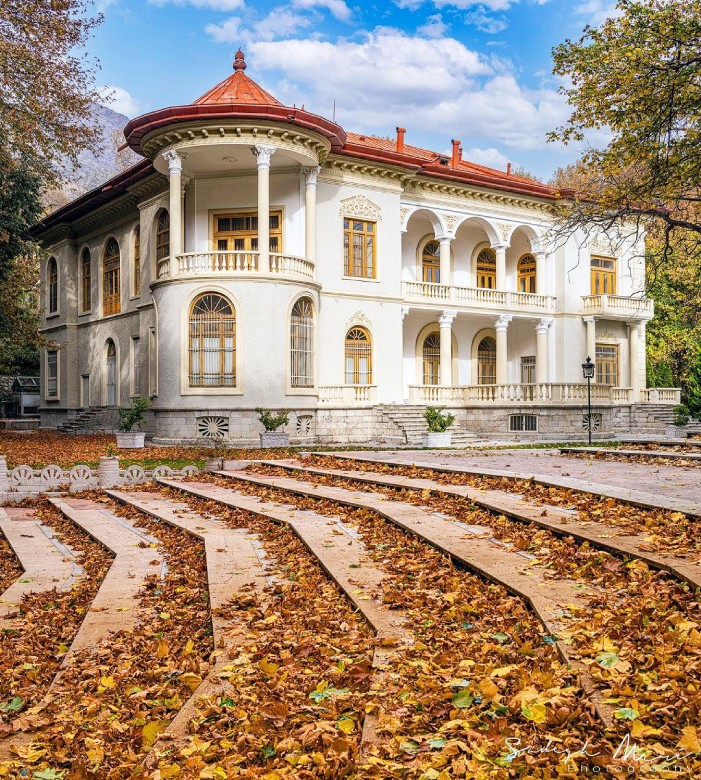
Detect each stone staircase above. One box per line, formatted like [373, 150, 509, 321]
[378, 405, 477, 446]
[57, 407, 114, 434]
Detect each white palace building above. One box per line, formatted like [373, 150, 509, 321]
[35, 51, 679, 443]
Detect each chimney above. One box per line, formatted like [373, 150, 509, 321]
[396, 127, 406, 153]
[451, 139, 461, 168]
[506, 162, 512, 176]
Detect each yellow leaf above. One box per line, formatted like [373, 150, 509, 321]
[85, 737, 104, 766]
[677, 726, 701, 754]
[259, 658, 279, 676]
[183, 639, 194, 655]
[98, 675, 116, 692]
[478, 679, 499, 700]
[159, 764, 181, 779]
[337, 718, 355, 734]
[156, 639, 170, 659]
[491, 664, 519, 678]
[522, 701, 548, 724]
[142, 720, 167, 747]
[57, 643, 69, 654]
[180, 672, 203, 692]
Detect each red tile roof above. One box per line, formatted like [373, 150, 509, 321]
[194, 49, 283, 107]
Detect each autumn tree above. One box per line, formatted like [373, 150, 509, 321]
[0, 0, 104, 185]
[549, 0, 701, 261]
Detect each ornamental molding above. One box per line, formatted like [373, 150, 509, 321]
[438, 310, 457, 328]
[301, 166, 321, 187]
[495, 221, 513, 243]
[589, 236, 614, 255]
[597, 330, 617, 341]
[252, 144, 276, 167]
[339, 194, 382, 221]
[494, 314, 513, 330]
[345, 310, 372, 329]
[399, 207, 412, 231]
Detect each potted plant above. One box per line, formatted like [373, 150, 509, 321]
[256, 407, 290, 448]
[116, 397, 151, 449]
[422, 406, 455, 447]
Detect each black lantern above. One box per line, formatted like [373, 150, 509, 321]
[582, 356, 595, 444]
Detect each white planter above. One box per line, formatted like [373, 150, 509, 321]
[259, 431, 290, 448]
[422, 432, 452, 447]
[222, 459, 251, 471]
[116, 431, 146, 449]
[205, 457, 223, 472]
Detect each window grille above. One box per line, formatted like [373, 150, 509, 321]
[133, 226, 141, 296]
[517, 254, 536, 293]
[477, 337, 497, 384]
[103, 238, 121, 316]
[476, 248, 496, 289]
[595, 344, 619, 385]
[290, 297, 314, 387]
[106, 340, 117, 405]
[188, 293, 236, 387]
[509, 414, 538, 432]
[521, 355, 536, 384]
[47, 351, 58, 397]
[156, 210, 170, 277]
[345, 327, 372, 384]
[81, 249, 91, 312]
[48, 258, 58, 313]
[422, 240, 440, 283]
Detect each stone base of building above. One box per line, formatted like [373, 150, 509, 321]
[40, 402, 677, 445]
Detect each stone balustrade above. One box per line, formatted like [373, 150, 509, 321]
[156, 252, 315, 281]
[318, 385, 377, 406]
[402, 281, 556, 312]
[581, 294, 654, 320]
[639, 387, 682, 404]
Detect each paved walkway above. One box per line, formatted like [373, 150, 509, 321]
[326, 449, 701, 513]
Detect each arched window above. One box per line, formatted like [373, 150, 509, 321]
[421, 240, 440, 283]
[422, 332, 440, 385]
[477, 337, 497, 385]
[47, 257, 58, 314]
[105, 339, 117, 405]
[156, 210, 170, 278]
[80, 249, 91, 312]
[103, 238, 121, 316]
[476, 248, 496, 289]
[517, 254, 536, 293]
[133, 226, 141, 296]
[188, 293, 236, 387]
[345, 327, 372, 385]
[290, 297, 314, 388]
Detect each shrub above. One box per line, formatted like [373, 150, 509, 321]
[118, 397, 151, 432]
[424, 406, 455, 433]
[673, 405, 690, 427]
[255, 407, 289, 432]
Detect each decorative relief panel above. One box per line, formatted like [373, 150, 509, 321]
[339, 194, 382, 221]
[345, 311, 372, 329]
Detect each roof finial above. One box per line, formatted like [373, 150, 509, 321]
[234, 48, 246, 72]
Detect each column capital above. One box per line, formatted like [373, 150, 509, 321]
[252, 144, 276, 168]
[162, 149, 186, 174]
[181, 174, 192, 196]
[494, 314, 512, 331]
[302, 166, 321, 187]
[627, 320, 642, 331]
[533, 250, 546, 260]
[582, 316, 597, 324]
[400, 306, 410, 323]
[491, 243, 509, 252]
[535, 317, 553, 334]
[438, 310, 457, 328]
[436, 234, 454, 244]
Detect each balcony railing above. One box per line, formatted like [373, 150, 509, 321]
[581, 294, 654, 319]
[640, 387, 681, 404]
[409, 383, 659, 406]
[318, 385, 377, 406]
[156, 252, 315, 281]
[403, 281, 556, 312]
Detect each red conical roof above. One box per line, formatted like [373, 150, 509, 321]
[194, 49, 283, 107]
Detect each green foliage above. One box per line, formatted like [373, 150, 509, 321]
[424, 406, 455, 433]
[550, 0, 701, 256]
[685, 350, 701, 418]
[673, 405, 690, 426]
[0, 251, 41, 375]
[0, 154, 42, 281]
[255, 407, 289, 432]
[117, 397, 151, 432]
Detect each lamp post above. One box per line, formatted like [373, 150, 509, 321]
[582, 356, 595, 445]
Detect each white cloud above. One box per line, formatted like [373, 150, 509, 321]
[461, 146, 510, 169]
[575, 0, 623, 26]
[465, 9, 508, 33]
[206, 7, 315, 42]
[433, 0, 514, 10]
[417, 13, 449, 38]
[97, 85, 141, 117]
[148, 0, 244, 9]
[245, 30, 569, 151]
[291, 0, 352, 21]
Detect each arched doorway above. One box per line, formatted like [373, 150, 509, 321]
[345, 327, 372, 384]
[477, 337, 496, 384]
[422, 332, 441, 384]
[517, 254, 536, 293]
[421, 240, 441, 283]
[476, 248, 496, 289]
[106, 340, 117, 405]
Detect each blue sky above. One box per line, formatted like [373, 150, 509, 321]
[92, 0, 620, 179]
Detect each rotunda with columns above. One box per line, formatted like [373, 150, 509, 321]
[34, 51, 676, 443]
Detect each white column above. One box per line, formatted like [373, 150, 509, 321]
[439, 310, 456, 387]
[181, 175, 191, 253]
[535, 318, 553, 384]
[535, 251, 546, 295]
[252, 145, 276, 273]
[162, 150, 184, 266]
[629, 321, 641, 400]
[495, 315, 512, 385]
[494, 245, 508, 290]
[583, 316, 596, 372]
[302, 166, 320, 264]
[438, 236, 452, 286]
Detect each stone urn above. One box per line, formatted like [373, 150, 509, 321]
[422, 432, 452, 447]
[259, 431, 290, 448]
[116, 431, 146, 449]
